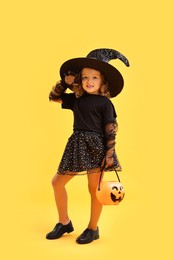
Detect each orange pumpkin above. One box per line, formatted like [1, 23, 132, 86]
[96, 181, 125, 205]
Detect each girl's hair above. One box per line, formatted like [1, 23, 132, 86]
[72, 69, 111, 98]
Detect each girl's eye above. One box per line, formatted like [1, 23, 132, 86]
[82, 76, 87, 80]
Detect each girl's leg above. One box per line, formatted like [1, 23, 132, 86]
[51, 173, 75, 225]
[87, 171, 103, 230]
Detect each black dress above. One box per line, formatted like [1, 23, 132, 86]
[57, 93, 121, 175]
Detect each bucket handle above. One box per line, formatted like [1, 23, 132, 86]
[98, 165, 121, 191]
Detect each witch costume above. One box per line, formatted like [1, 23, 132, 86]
[49, 48, 129, 175]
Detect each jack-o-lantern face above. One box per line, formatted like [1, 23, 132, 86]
[111, 185, 125, 204]
[96, 181, 125, 205]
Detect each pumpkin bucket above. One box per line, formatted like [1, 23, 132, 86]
[96, 167, 125, 205]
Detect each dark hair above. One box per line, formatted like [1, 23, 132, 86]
[72, 69, 110, 98]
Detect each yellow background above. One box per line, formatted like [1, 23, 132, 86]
[0, 0, 173, 259]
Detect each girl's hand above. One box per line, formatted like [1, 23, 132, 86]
[64, 71, 77, 85]
[65, 74, 75, 85]
[105, 156, 114, 168]
[101, 156, 114, 169]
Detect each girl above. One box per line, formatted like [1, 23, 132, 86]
[46, 49, 129, 244]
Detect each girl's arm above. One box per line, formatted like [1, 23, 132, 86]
[49, 81, 66, 103]
[102, 120, 118, 169]
[49, 74, 75, 103]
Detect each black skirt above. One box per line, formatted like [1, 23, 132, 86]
[57, 131, 122, 175]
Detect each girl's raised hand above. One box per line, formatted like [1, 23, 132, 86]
[64, 71, 77, 85]
[65, 74, 75, 85]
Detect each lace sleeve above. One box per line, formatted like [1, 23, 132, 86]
[49, 80, 68, 101]
[103, 120, 118, 168]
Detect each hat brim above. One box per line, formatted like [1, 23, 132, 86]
[60, 58, 124, 98]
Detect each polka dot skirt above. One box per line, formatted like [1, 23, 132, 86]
[57, 131, 121, 175]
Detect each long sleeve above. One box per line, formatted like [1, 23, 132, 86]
[104, 120, 118, 168]
[49, 80, 68, 101]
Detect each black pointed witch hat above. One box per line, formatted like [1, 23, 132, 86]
[60, 48, 129, 97]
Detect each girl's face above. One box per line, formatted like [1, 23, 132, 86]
[81, 68, 102, 95]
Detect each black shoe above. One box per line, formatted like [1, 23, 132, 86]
[76, 227, 99, 244]
[46, 221, 74, 240]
